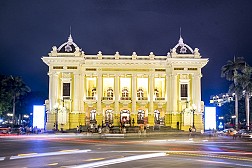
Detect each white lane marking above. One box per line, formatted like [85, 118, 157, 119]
[103, 150, 252, 155]
[0, 157, 5, 161]
[10, 149, 91, 160]
[70, 152, 167, 168]
[185, 158, 252, 167]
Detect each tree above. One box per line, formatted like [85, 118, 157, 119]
[0, 75, 13, 115]
[2, 76, 31, 125]
[221, 57, 245, 129]
[235, 65, 252, 130]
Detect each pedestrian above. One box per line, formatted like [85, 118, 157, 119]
[189, 126, 192, 138]
[233, 132, 237, 140]
[76, 126, 79, 134]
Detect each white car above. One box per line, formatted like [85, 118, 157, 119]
[241, 131, 252, 139]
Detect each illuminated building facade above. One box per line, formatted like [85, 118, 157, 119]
[42, 34, 208, 131]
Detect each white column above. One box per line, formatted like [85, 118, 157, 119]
[50, 72, 59, 111]
[97, 74, 102, 114]
[171, 74, 177, 112]
[132, 74, 137, 114]
[115, 74, 119, 114]
[149, 74, 154, 114]
[73, 73, 80, 112]
[194, 73, 202, 112]
[166, 74, 171, 114]
[48, 72, 53, 111]
[80, 74, 85, 113]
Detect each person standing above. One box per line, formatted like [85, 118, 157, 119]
[189, 126, 192, 138]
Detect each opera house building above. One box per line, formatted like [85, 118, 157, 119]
[42, 33, 208, 132]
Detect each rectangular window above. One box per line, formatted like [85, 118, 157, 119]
[53, 66, 63, 69]
[188, 68, 197, 70]
[174, 68, 184, 70]
[67, 66, 77, 69]
[181, 84, 188, 98]
[63, 83, 70, 97]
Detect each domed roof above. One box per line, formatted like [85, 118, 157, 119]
[57, 34, 81, 53]
[172, 36, 193, 54]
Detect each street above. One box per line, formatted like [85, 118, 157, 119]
[0, 133, 252, 168]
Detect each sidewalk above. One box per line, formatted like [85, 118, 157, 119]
[53, 131, 241, 142]
[1, 131, 246, 142]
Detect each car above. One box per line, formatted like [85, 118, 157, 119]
[218, 128, 237, 136]
[236, 129, 247, 138]
[241, 131, 252, 139]
[0, 127, 10, 134]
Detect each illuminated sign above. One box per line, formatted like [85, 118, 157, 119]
[204, 106, 216, 130]
[33, 105, 45, 129]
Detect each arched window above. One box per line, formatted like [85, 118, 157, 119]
[107, 87, 113, 100]
[137, 88, 144, 100]
[90, 109, 96, 121]
[92, 88, 96, 97]
[154, 88, 159, 99]
[105, 109, 113, 123]
[121, 87, 129, 100]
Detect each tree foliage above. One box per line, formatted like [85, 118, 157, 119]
[0, 75, 31, 116]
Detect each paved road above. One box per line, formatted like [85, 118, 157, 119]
[0, 133, 252, 168]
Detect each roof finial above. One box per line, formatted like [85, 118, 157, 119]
[180, 27, 182, 38]
[178, 27, 184, 45]
[68, 26, 73, 43]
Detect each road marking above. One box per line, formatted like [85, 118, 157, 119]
[69, 152, 166, 168]
[48, 162, 58, 166]
[10, 149, 91, 160]
[193, 158, 252, 167]
[18, 153, 38, 157]
[84, 158, 105, 162]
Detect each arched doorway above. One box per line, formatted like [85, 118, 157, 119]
[137, 109, 145, 124]
[90, 109, 97, 124]
[154, 110, 160, 124]
[120, 109, 130, 126]
[105, 109, 113, 124]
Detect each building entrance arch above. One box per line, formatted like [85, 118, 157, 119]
[154, 110, 160, 124]
[120, 109, 130, 125]
[90, 109, 97, 124]
[137, 109, 145, 124]
[105, 109, 113, 124]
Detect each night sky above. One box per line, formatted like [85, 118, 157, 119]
[1, 0, 252, 105]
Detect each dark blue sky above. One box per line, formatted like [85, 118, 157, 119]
[1, 0, 252, 104]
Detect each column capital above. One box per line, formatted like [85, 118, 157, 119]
[149, 74, 155, 78]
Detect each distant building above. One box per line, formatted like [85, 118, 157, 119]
[42, 33, 208, 131]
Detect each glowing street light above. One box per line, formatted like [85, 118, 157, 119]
[23, 114, 29, 118]
[7, 113, 13, 117]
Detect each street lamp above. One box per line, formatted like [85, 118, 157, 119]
[191, 104, 197, 129]
[53, 103, 61, 131]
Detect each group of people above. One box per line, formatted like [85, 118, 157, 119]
[7, 125, 40, 135]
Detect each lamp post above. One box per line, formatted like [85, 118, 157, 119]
[231, 115, 236, 128]
[54, 103, 60, 131]
[191, 104, 196, 129]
